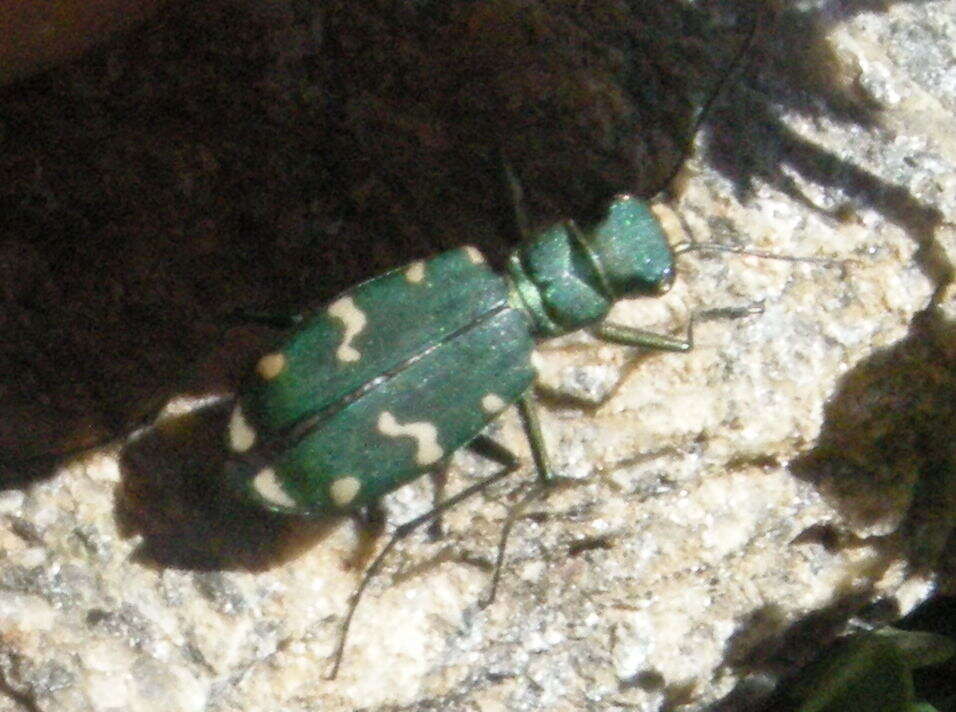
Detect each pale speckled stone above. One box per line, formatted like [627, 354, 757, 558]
[1, 5, 954, 712]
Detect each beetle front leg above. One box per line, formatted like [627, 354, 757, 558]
[592, 320, 693, 352]
[593, 303, 765, 352]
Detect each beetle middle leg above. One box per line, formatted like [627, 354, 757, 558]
[478, 391, 561, 607]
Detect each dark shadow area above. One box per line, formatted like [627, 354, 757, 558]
[711, 594, 956, 711]
[0, 1, 949, 506]
[900, 595, 956, 707]
[116, 395, 341, 570]
[710, 592, 886, 711]
[790, 309, 956, 572]
[0, 0, 758, 476]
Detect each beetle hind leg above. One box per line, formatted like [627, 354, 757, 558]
[325, 448, 521, 680]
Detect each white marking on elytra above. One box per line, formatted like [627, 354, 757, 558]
[253, 467, 298, 508]
[530, 351, 545, 375]
[330, 476, 362, 507]
[481, 393, 506, 414]
[463, 245, 485, 264]
[376, 411, 443, 466]
[328, 296, 367, 363]
[228, 404, 256, 452]
[256, 352, 286, 380]
[404, 261, 426, 283]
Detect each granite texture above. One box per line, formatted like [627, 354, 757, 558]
[0, 1, 953, 710]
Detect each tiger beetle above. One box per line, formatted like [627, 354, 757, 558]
[221, 12, 798, 679]
[221, 153, 830, 678]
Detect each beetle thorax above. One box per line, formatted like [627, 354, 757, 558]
[506, 196, 676, 338]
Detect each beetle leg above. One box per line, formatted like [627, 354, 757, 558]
[466, 432, 519, 471]
[326, 451, 520, 680]
[591, 319, 694, 352]
[343, 502, 387, 572]
[593, 303, 765, 352]
[517, 391, 554, 485]
[427, 467, 448, 539]
[473, 392, 559, 608]
[500, 154, 532, 241]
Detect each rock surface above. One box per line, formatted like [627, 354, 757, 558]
[0, 1, 953, 711]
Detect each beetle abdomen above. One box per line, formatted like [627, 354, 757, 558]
[225, 246, 535, 515]
[266, 306, 535, 514]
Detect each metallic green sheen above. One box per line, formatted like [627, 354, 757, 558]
[508, 222, 611, 335]
[226, 194, 677, 516]
[507, 196, 674, 336]
[243, 248, 507, 434]
[273, 308, 534, 512]
[229, 247, 534, 514]
[581, 197, 674, 297]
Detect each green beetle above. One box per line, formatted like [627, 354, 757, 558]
[220, 16, 772, 675]
[223, 195, 682, 516]
[223, 192, 705, 678]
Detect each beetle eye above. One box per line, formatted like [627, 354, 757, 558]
[654, 263, 677, 295]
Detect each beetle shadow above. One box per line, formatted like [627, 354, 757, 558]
[114, 397, 342, 571]
[0, 0, 949, 491]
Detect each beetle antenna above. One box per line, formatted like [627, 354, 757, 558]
[673, 240, 839, 265]
[655, 2, 762, 194]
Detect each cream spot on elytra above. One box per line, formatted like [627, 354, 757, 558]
[481, 393, 506, 414]
[253, 467, 298, 508]
[228, 404, 256, 452]
[256, 352, 286, 380]
[463, 245, 485, 265]
[404, 261, 426, 283]
[376, 411, 443, 466]
[330, 476, 362, 507]
[328, 296, 367, 363]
